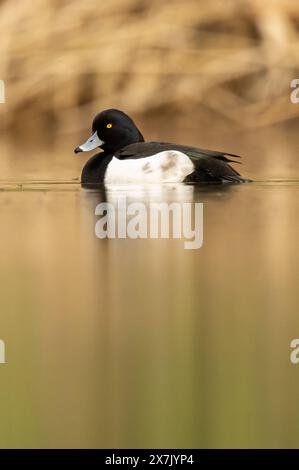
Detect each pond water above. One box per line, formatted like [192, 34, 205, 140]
[0, 126, 298, 448]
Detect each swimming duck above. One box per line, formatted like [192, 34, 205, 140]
[74, 109, 247, 184]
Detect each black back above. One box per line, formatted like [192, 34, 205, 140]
[114, 141, 246, 183]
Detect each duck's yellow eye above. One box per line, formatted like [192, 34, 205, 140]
[106, 123, 113, 129]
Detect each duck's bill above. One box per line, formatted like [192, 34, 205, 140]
[74, 132, 104, 153]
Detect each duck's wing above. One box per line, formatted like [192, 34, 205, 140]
[174, 144, 244, 183]
[116, 142, 246, 183]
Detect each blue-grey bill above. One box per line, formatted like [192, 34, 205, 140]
[75, 132, 104, 153]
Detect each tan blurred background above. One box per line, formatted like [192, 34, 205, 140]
[0, 0, 299, 181]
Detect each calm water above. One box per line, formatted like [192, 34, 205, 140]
[0, 180, 298, 448]
[0, 127, 299, 448]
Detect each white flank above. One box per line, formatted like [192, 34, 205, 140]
[104, 150, 194, 184]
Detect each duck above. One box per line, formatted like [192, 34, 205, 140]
[74, 109, 247, 184]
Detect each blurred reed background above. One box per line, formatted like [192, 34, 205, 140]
[0, 0, 299, 138]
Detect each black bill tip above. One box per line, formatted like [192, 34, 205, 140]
[74, 147, 83, 154]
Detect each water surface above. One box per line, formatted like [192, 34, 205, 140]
[0, 177, 298, 448]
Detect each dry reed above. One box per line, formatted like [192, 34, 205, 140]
[0, 0, 299, 135]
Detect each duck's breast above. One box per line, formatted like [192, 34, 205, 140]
[104, 150, 194, 184]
